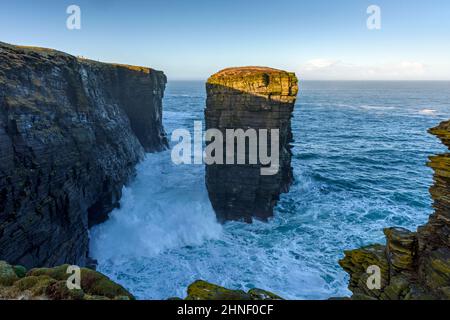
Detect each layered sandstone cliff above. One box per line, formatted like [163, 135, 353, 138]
[0, 42, 167, 268]
[339, 120, 450, 300]
[205, 67, 298, 222]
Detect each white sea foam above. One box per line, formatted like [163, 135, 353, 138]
[89, 150, 352, 300]
[359, 105, 396, 110]
[90, 151, 222, 261]
[418, 109, 437, 115]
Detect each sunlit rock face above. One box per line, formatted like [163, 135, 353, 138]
[340, 119, 450, 300]
[0, 42, 167, 268]
[205, 67, 298, 222]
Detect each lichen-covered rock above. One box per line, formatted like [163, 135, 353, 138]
[25, 264, 134, 299]
[385, 227, 417, 271]
[0, 42, 167, 268]
[205, 67, 298, 222]
[339, 244, 390, 298]
[0, 260, 19, 286]
[184, 280, 283, 300]
[12, 265, 27, 278]
[186, 280, 251, 300]
[248, 288, 283, 300]
[340, 119, 450, 300]
[0, 261, 133, 300]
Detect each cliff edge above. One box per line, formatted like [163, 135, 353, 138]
[339, 120, 450, 300]
[0, 42, 168, 268]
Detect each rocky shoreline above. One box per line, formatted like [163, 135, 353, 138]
[340, 120, 450, 300]
[0, 42, 448, 300]
[0, 260, 283, 300]
[0, 44, 289, 300]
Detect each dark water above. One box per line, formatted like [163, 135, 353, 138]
[91, 81, 450, 299]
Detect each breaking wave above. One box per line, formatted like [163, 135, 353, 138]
[90, 81, 450, 300]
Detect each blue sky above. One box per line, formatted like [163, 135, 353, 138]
[0, 0, 449, 80]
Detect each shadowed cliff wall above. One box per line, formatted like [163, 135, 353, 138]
[205, 67, 298, 222]
[0, 42, 167, 268]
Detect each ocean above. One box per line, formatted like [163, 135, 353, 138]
[90, 81, 450, 300]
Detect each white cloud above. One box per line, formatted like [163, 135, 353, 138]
[299, 59, 432, 80]
[366, 61, 426, 77]
[304, 59, 339, 71]
[398, 61, 426, 74]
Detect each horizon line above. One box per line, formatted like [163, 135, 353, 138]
[168, 79, 450, 82]
[3, 42, 449, 83]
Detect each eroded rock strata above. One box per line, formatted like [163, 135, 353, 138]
[340, 120, 450, 300]
[0, 42, 167, 268]
[205, 67, 298, 222]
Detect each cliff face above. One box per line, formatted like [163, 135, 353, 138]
[0, 42, 167, 268]
[340, 120, 450, 300]
[205, 67, 298, 222]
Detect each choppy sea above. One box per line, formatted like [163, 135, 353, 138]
[90, 81, 450, 299]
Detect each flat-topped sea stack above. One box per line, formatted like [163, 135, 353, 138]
[339, 119, 450, 300]
[205, 67, 298, 222]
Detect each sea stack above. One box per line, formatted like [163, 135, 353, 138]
[339, 120, 450, 300]
[205, 67, 298, 222]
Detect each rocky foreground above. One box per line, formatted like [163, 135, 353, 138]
[0, 260, 133, 300]
[0, 42, 167, 268]
[340, 120, 450, 300]
[181, 280, 283, 300]
[205, 67, 298, 222]
[0, 260, 283, 300]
